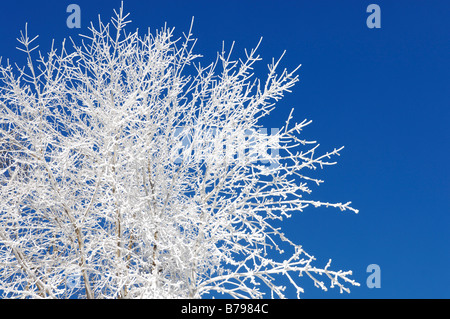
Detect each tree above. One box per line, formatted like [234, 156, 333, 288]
[0, 6, 359, 299]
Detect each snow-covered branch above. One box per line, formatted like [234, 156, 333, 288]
[0, 5, 358, 299]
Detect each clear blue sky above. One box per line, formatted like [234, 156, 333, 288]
[0, 0, 448, 298]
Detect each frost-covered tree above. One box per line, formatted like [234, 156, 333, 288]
[0, 6, 359, 298]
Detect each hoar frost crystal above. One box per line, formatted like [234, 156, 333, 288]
[0, 6, 359, 298]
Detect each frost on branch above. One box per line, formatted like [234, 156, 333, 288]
[0, 6, 359, 298]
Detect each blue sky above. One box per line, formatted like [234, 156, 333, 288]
[0, 1, 448, 298]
